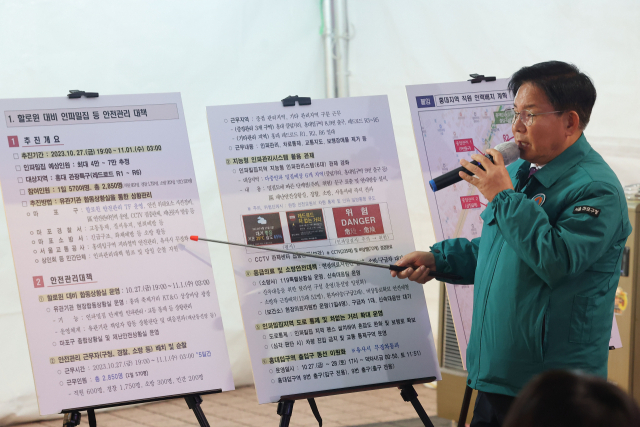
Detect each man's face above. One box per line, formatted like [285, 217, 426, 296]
[512, 82, 567, 165]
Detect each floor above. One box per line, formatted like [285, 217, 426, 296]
[15, 385, 451, 427]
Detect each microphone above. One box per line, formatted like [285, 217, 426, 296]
[429, 141, 520, 192]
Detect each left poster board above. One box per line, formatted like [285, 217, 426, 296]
[0, 93, 234, 415]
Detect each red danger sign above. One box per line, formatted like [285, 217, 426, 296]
[460, 195, 481, 209]
[333, 204, 384, 238]
[454, 138, 474, 152]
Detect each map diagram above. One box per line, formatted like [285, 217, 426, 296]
[407, 79, 513, 369]
[418, 104, 513, 241]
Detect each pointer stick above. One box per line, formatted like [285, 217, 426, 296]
[189, 236, 462, 282]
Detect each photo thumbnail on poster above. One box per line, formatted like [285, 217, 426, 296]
[332, 204, 385, 238]
[286, 209, 327, 242]
[242, 212, 285, 246]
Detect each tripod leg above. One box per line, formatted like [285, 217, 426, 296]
[457, 385, 473, 427]
[184, 394, 211, 427]
[87, 408, 97, 427]
[277, 399, 295, 427]
[399, 385, 435, 427]
[307, 398, 322, 427]
[62, 411, 81, 427]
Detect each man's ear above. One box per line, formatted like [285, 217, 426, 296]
[565, 111, 581, 136]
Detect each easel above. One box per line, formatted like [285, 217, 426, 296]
[276, 377, 438, 427]
[58, 90, 218, 427]
[274, 95, 439, 427]
[456, 386, 473, 427]
[61, 390, 219, 427]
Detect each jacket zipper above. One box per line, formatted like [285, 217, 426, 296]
[473, 239, 506, 385]
[541, 312, 547, 362]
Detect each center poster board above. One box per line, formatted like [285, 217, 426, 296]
[206, 96, 440, 403]
[0, 93, 234, 415]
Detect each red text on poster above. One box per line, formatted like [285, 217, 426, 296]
[333, 204, 384, 238]
[454, 138, 474, 153]
[460, 195, 481, 209]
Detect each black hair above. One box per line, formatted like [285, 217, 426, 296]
[509, 61, 596, 129]
[503, 370, 640, 427]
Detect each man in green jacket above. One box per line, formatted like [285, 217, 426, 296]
[392, 61, 631, 426]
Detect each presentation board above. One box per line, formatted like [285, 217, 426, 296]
[406, 79, 622, 369]
[0, 93, 234, 415]
[406, 79, 513, 368]
[206, 95, 440, 403]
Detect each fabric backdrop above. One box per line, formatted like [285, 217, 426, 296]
[0, 1, 324, 424]
[347, 0, 640, 332]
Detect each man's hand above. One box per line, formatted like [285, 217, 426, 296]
[459, 148, 514, 202]
[390, 251, 437, 284]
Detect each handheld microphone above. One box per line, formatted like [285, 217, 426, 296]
[429, 141, 520, 192]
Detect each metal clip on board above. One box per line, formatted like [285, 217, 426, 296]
[281, 95, 311, 106]
[468, 74, 496, 83]
[67, 90, 99, 98]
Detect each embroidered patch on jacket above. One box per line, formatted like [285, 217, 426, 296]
[573, 206, 601, 217]
[532, 194, 545, 206]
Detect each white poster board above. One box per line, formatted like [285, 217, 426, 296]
[406, 80, 622, 369]
[206, 95, 440, 403]
[0, 93, 234, 415]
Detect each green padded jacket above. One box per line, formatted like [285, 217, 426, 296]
[431, 134, 631, 396]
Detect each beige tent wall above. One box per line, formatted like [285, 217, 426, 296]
[1, 0, 638, 423]
[0, 1, 325, 424]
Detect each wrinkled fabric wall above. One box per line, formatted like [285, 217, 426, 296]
[0, 1, 324, 424]
[347, 0, 640, 332]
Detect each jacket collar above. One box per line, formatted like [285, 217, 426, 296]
[524, 133, 591, 188]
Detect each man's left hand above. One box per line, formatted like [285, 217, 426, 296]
[459, 148, 514, 202]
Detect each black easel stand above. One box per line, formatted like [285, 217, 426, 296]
[62, 411, 81, 427]
[277, 398, 322, 427]
[457, 385, 473, 427]
[62, 409, 96, 427]
[61, 391, 218, 427]
[400, 384, 435, 427]
[276, 378, 437, 427]
[185, 395, 210, 427]
[277, 399, 295, 427]
[87, 409, 96, 427]
[276, 386, 435, 427]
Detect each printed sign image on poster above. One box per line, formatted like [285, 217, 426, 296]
[286, 209, 327, 242]
[243, 212, 286, 246]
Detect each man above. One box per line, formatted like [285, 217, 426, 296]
[391, 61, 631, 427]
